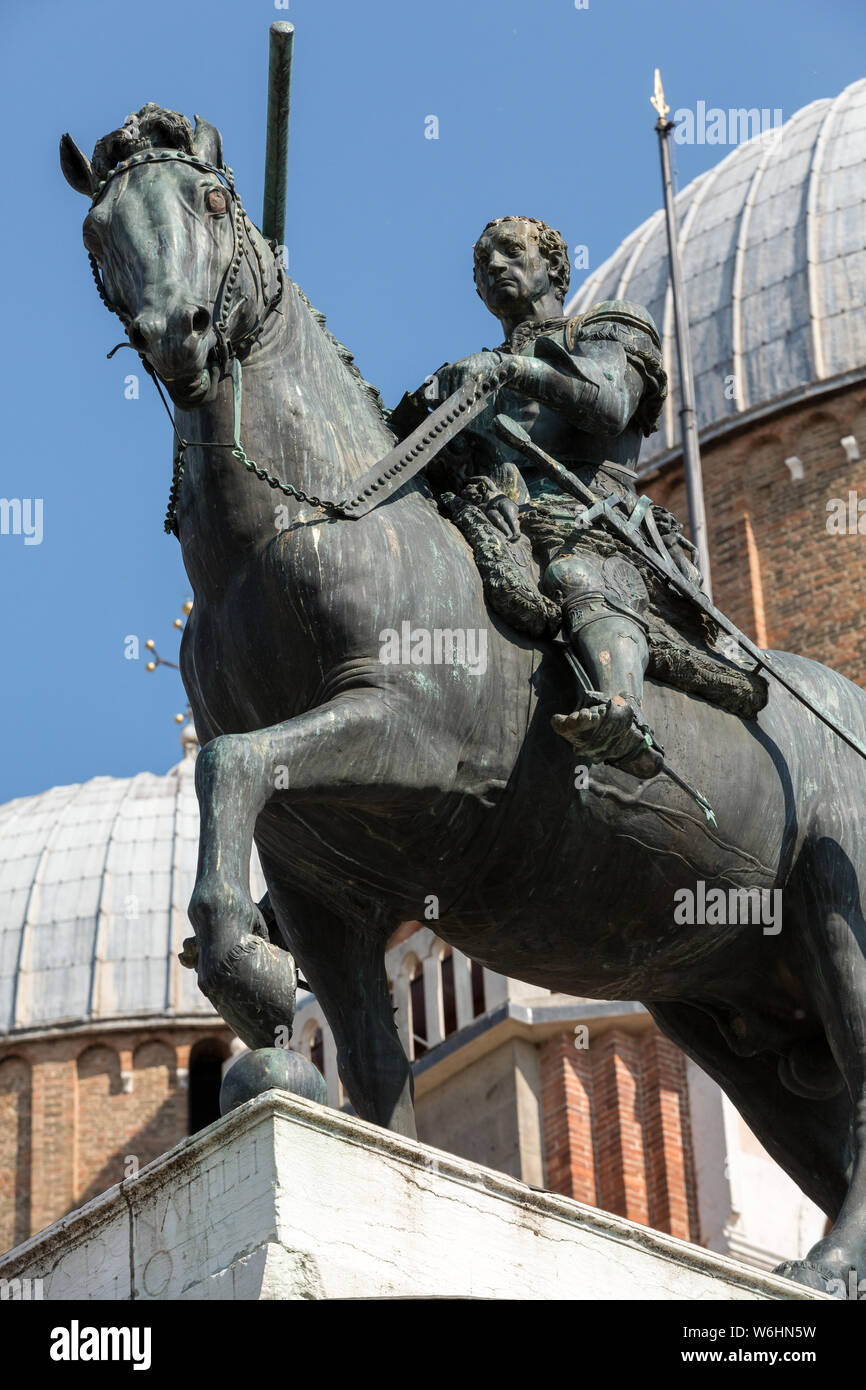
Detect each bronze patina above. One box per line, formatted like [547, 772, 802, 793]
[62, 98, 866, 1297]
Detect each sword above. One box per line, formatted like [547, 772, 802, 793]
[338, 360, 516, 517]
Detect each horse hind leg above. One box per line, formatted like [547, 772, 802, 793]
[780, 881, 866, 1296]
[648, 999, 851, 1230]
[260, 866, 417, 1138]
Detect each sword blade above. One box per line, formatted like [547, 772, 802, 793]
[340, 366, 511, 518]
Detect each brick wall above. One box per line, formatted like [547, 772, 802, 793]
[650, 385, 866, 681]
[0, 1057, 32, 1252]
[540, 1025, 699, 1242]
[0, 1025, 232, 1250]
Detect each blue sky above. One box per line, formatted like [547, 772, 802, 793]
[1, 0, 863, 802]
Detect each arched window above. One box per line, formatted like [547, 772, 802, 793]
[440, 948, 458, 1037]
[409, 959, 427, 1059]
[189, 1038, 229, 1134]
[472, 959, 486, 1017]
[309, 1026, 324, 1077]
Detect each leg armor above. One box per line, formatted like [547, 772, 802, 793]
[542, 546, 663, 779]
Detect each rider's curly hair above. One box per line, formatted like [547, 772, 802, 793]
[473, 217, 571, 304]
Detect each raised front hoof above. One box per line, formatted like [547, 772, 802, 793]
[220, 1047, 327, 1116]
[194, 920, 298, 1051]
[773, 1257, 858, 1298]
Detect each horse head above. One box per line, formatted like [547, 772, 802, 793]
[60, 104, 281, 409]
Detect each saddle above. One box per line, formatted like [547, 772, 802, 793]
[439, 488, 769, 722]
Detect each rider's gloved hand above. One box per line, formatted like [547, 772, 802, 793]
[431, 351, 506, 405]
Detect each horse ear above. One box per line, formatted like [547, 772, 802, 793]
[193, 115, 224, 169]
[60, 133, 94, 196]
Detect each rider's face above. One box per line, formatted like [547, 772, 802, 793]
[474, 220, 552, 319]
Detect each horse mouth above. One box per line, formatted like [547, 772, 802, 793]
[163, 363, 215, 409]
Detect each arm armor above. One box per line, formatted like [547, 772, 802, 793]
[500, 352, 635, 436]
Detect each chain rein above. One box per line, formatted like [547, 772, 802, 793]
[87, 148, 349, 534]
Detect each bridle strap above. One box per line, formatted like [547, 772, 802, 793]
[87, 147, 281, 364]
[90, 148, 233, 205]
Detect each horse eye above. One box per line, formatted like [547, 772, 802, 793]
[205, 189, 227, 215]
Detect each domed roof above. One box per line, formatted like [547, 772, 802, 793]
[565, 78, 866, 470]
[0, 749, 265, 1037]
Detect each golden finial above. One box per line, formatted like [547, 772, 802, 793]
[143, 600, 192, 674]
[141, 600, 198, 755]
[651, 68, 670, 122]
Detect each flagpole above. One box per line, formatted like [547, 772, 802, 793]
[651, 70, 713, 598]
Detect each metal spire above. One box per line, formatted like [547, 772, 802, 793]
[652, 69, 713, 597]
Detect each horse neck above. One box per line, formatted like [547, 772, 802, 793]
[174, 280, 394, 598]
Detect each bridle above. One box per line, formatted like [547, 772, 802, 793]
[87, 146, 282, 369]
[86, 146, 348, 534]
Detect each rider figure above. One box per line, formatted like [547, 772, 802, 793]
[430, 215, 702, 780]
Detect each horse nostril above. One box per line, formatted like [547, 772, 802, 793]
[129, 323, 148, 352]
[191, 308, 210, 335]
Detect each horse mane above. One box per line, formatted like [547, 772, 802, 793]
[293, 284, 389, 424]
[91, 103, 194, 181]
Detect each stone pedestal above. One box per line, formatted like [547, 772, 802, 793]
[0, 1091, 825, 1300]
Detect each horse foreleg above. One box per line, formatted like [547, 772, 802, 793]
[188, 695, 400, 1052]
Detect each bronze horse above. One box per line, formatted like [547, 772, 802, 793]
[61, 107, 866, 1294]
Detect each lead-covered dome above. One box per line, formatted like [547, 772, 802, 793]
[566, 78, 866, 469]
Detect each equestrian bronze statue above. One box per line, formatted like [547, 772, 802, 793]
[61, 100, 866, 1296]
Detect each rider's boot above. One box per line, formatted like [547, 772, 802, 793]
[550, 594, 664, 780]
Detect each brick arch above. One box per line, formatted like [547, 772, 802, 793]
[133, 1038, 177, 1087]
[299, 1017, 325, 1077]
[188, 1036, 230, 1135]
[75, 1044, 123, 1207]
[848, 396, 866, 432]
[800, 407, 841, 435]
[76, 1042, 122, 1089]
[0, 1055, 32, 1252]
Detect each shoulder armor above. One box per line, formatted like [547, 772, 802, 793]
[570, 299, 662, 351]
[567, 300, 666, 438]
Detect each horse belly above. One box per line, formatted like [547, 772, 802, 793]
[439, 678, 802, 1000]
